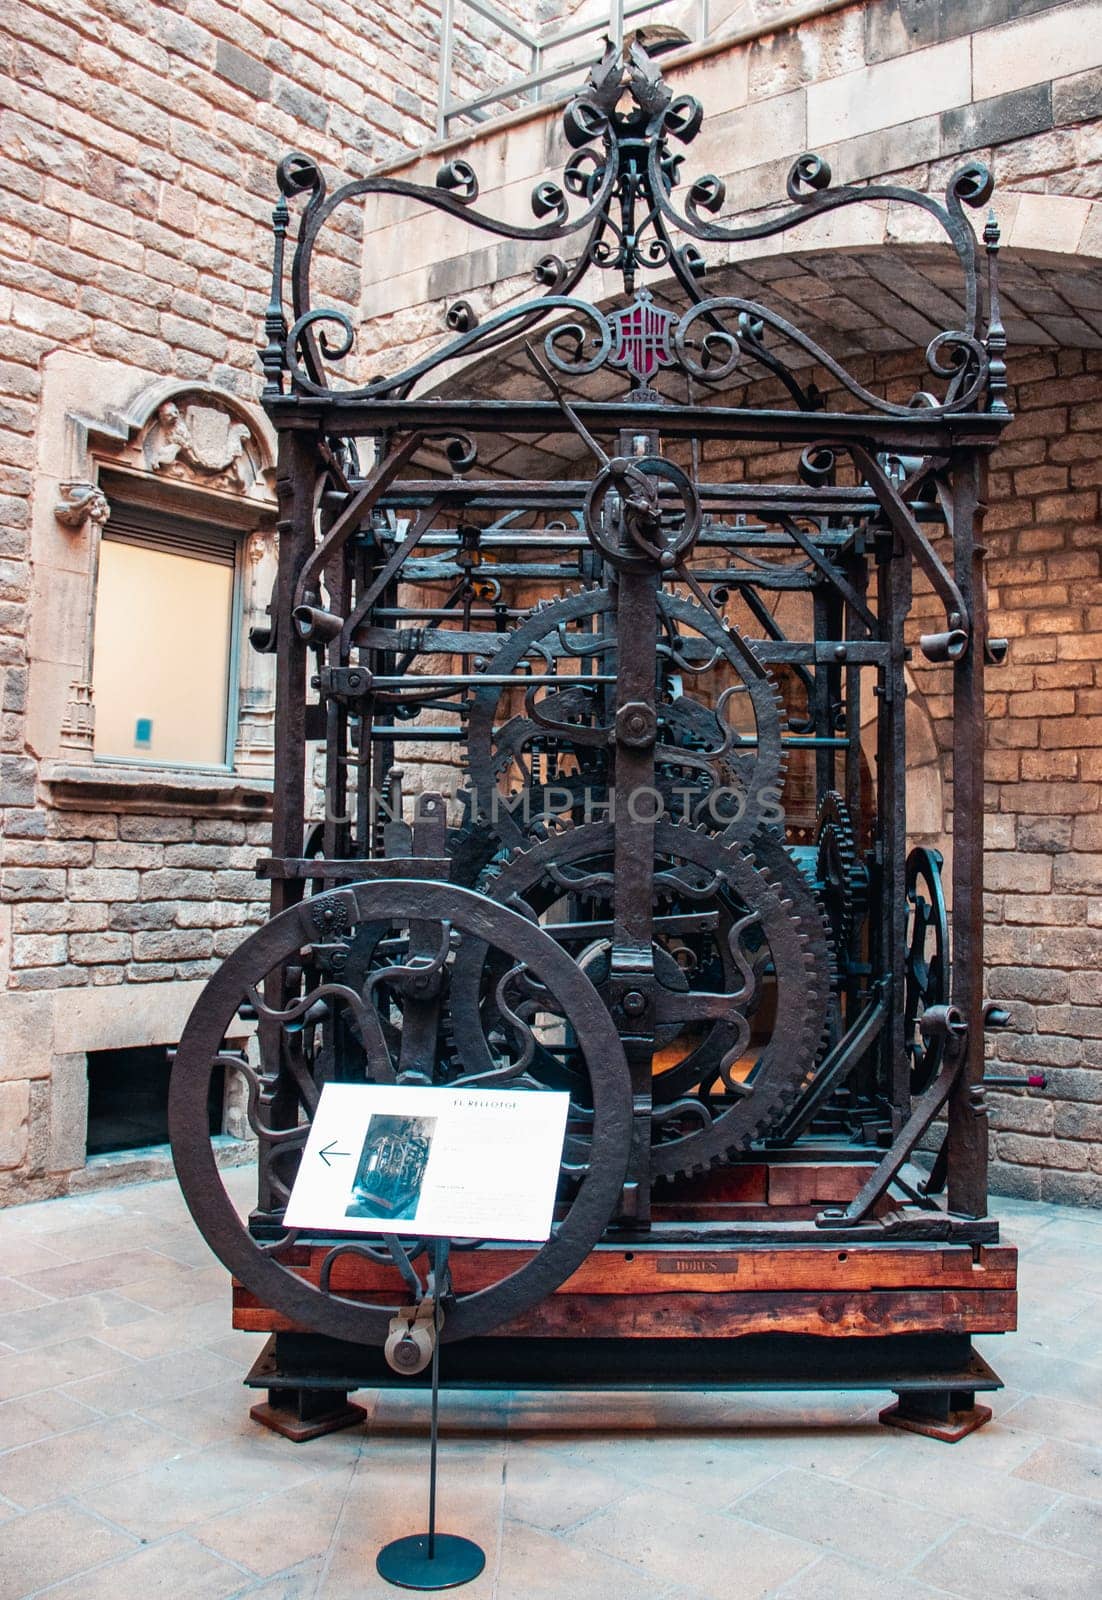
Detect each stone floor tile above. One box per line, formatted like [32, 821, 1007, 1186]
[1014, 1283, 1098, 1329]
[0, 1240, 70, 1278]
[60, 1345, 242, 1416]
[206, 1330, 269, 1367]
[1012, 1436, 1102, 1500]
[913, 1522, 1102, 1600]
[999, 1392, 1102, 1449]
[730, 1467, 947, 1571]
[1056, 1298, 1102, 1365]
[368, 1387, 507, 1440]
[0, 1413, 189, 1509]
[721, 1389, 884, 1428]
[139, 1375, 305, 1449]
[0, 1280, 50, 1317]
[143, 1229, 223, 1270]
[0, 1290, 151, 1352]
[545, 1430, 785, 1502]
[194, 1468, 356, 1578]
[724, 1421, 887, 1478]
[571, 1485, 817, 1600]
[848, 1436, 1059, 1533]
[24, 1532, 249, 1600]
[0, 1336, 137, 1402]
[94, 1297, 248, 1361]
[773, 1552, 948, 1600]
[0, 1199, 100, 1241]
[497, 1518, 679, 1599]
[988, 1348, 1102, 1411]
[931, 1414, 1044, 1473]
[505, 1389, 692, 1434]
[232, 1560, 322, 1599]
[117, 1264, 230, 1313]
[1027, 1494, 1102, 1562]
[13, 1248, 195, 1302]
[503, 1442, 632, 1531]
[320, 1444, 504, 1600]
[0, 1389, 102, 1450]
[0, 1502, 136, 1600]
[141, 1376, 373, 1462]
[0, 1174, 1100, 1600]
[75, 1435, 323, 1542]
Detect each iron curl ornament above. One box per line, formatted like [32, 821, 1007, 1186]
[262, 37, 1006, 419]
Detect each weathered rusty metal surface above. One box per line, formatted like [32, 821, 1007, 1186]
[169, 40, 1018, 1350]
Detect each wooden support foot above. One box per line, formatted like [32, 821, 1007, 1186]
[250, 1384, 367, 1442]
[879, 1388, 992, 1443]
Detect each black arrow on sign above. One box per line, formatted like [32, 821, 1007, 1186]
[319, 1141, 351, 1167]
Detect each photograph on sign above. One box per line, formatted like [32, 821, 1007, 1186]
[283, 1083, 570, 1241]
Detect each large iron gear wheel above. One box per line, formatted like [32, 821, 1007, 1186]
[463, 587, 786, 850]
[168, 880, 632, 1345]
[904, 846, 950, 1095]
[446, 821, 832, 1179]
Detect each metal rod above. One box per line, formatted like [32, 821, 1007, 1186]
[438, 0, 455, 140]
[462, 0, 537, 50]
[427, 1237, 445, 1561]
[369, 673, 618, 687]
[540, 0, 669, 52]
[443, 0, 673, 129]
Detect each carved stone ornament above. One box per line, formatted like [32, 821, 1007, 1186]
[140, 398, 261, 491]
[59, 680, 95, 751]
[55, 481, 110, 530]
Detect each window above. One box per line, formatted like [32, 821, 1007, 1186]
[91, 507, 240, 768]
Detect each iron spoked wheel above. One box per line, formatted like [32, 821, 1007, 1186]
[169, 880, 631, 1345]
[904, 846, 950, 1095]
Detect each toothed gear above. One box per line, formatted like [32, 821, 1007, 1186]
[444, 820, 832, 1177]
[463, 587, 786, 851]
[813, 790, 867, 959]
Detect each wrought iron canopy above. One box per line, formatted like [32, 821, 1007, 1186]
[262, 38, 1008, 423]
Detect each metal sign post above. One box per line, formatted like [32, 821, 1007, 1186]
[376, 1240, 486, 1591]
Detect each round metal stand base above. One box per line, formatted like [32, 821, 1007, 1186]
[376, 1534, 486, 1590]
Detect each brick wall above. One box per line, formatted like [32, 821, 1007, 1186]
[0, 0, 537, 1197]
[0, 0, 533, 807]
[951, 349, 1102, 1207]
[697, 345, 1102, 1205]
[3, 811, 272, 993]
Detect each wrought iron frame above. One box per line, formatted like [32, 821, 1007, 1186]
[170, 40, 1018, 1366]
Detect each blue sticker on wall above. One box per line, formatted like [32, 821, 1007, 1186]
[134, 717, 153, 748]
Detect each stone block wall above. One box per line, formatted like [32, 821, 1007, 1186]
[696, 343, 1102, 1205]
[941, 348, 1102, 1207]
[2, 813, 272, 994]
[0, 0, 537, 1199]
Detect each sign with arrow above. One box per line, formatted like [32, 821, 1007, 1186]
[283, 1083, 569, 1241]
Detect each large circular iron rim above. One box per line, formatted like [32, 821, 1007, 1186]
[168, 880, 632, 1345]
